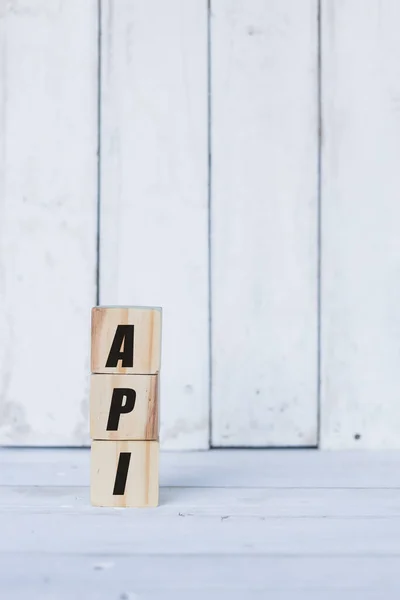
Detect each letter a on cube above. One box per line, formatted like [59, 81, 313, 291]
[91, 307, 162, 375]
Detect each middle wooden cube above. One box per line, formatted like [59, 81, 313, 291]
[90, 374, 158, 441]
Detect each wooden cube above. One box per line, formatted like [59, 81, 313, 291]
[91, 440, 159, 507]
[91, 306, 162, 374]
[90, 374, 159, 441]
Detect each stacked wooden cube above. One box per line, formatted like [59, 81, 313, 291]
[90, 306, 162, 507]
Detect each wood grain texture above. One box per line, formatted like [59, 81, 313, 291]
[210, 0, 318, 446]
[91, 440, 159, 507]
[91, 307, 162, 374]
[90, 374, 159, 440]
[99, 0, 209, 449]
[0, 0, 97, 446]
[321, 1, 400, 449]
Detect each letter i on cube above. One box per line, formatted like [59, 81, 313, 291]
[90, 306, 162, 507]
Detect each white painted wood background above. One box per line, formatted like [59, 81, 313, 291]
[99, 0, 209, 450]
[211, 0, 318, 447]
[0, 0, 98, 446]
[320, 0, 400, 449]
[0, 0, 399, 450]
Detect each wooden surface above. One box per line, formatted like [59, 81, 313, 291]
[100, 0, 209, 449]
[91, 307, 162, 375]
[91, 441, 159, 507]
[210, 0, 318, 446]
[2, 448, 400, 599]
[90, 374, 158, 440]
[321, 0, 400, 449]
[0, 0, 97, 446]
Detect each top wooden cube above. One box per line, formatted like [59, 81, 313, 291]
[91, 306, 162, 374]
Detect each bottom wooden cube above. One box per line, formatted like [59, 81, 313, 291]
[91, 440, 159, 507]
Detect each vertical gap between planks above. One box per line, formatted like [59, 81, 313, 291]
[317, 0, 322, 448]
[207, 0, 213, 449]
[95, 0, 102, 307]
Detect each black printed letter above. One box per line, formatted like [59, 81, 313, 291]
[105, 325, 134, 368]
[113, 452, 131, 495]
[106, 388, 136, 431]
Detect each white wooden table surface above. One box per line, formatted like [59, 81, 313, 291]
[1, 448, 400, 599]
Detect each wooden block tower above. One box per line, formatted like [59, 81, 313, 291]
[90, 306, 162, 507]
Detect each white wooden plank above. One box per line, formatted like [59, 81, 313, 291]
[0, 588, 395, 600]
[211, 0, 318, 446]
[0, 1, 97, 446]
[3, 448, 400, 488]
[100, 0, 209, 450]
[4, 485, 400, 519]
[321, 1, 400, 449]
[1, 555, 400, 600]
[3, 509, 400, 555]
